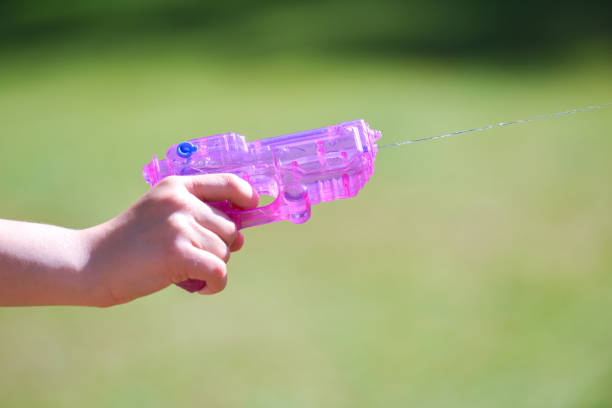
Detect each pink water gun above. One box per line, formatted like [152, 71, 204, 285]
[143, 119, 381, 291]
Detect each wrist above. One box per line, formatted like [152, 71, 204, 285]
[76, 222, 119, 308]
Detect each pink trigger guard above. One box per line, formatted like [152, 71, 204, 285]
[211, 174, 312, 230]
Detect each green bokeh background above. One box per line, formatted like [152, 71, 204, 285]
[1, 2, 611, 407]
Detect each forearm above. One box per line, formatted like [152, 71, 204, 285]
[0, 219, 97, 306]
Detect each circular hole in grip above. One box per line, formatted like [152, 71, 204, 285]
[249, 175, 279, 208]
[258, 195, 276, 207]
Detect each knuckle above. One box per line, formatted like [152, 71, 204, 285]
[220, 245, 231, 263]
[168, 250, 194, 283]
[158, 175, 182, 189]
[196, 232, 231, 263]
[166, 214, 188, 234]
[167, 235, 189, 260]
[208, 207, 239, 243]
[153, 190, 189, 212]
[224, 222, 239, 244]
[220, 173, 240, 190]
[208, 260, 227, 285]
[204, 233, 230, 263]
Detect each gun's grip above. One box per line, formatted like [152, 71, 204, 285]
[175, 175, 310, 293]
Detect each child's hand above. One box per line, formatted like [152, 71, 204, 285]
[83, 174, 259, 306]
[0, 174, 257, 307]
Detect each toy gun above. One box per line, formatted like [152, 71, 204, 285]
[143, 119, 382, 228]
[143, 119, 381, 292]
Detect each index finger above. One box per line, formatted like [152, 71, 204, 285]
[182, 174, 259, 210]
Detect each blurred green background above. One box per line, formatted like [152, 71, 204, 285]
[1, 1, 612, 407]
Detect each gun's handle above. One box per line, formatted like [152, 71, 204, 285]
[175, 179, 311, 293]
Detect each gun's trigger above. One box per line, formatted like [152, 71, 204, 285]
[206, 179, 311, 229]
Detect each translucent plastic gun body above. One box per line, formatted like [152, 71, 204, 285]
[143, 119, 381, 229]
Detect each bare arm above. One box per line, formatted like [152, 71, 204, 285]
[0, 219, 93, 306]
[0, 174, 258, 307]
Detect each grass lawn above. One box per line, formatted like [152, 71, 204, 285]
[1, 46, 611, 407]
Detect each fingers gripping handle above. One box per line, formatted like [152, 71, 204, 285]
[177, 178, 311, 293]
